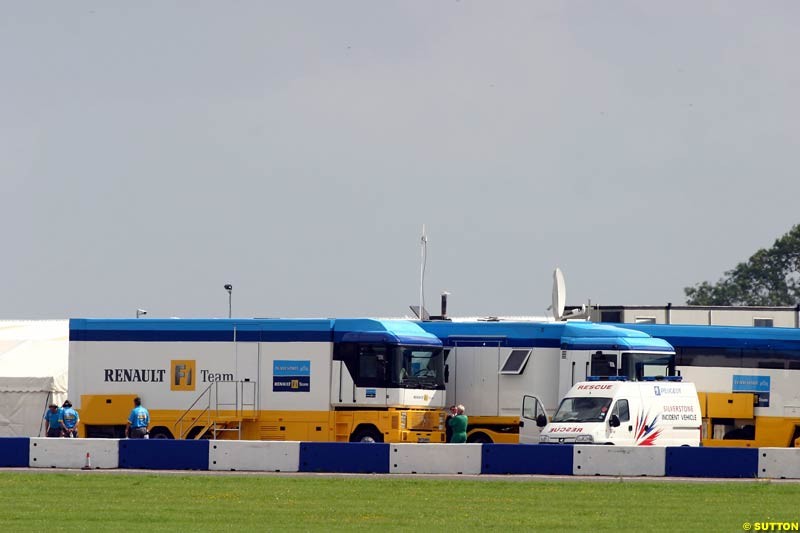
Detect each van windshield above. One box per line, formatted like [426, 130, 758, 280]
[552, 397, 613, 423]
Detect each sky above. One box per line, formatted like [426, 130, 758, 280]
[2, 2, 799, 320]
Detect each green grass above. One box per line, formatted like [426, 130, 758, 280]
[1, 472, 798, 532]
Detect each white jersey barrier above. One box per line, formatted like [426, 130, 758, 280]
[389, 443, 482, 474]
[209, 441, 300, 472]
[758, 448, 800, 480]
[29, 438, 119, 469]
[2, 439, 800, 477]
[573, 445, 666, 477]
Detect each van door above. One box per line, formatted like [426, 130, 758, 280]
[519, 394, 547, 443]
[607, 398, 634, 445]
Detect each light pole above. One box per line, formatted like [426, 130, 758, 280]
[136, 309, 147, 319]
[224, 284, 232, 318]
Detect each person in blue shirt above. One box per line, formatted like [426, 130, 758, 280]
[44, 403, 65, 437]
[126, 397, 150, 439]
[61, 400, 80, 438]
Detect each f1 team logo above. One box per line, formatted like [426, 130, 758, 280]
[171, 360, 196, 391]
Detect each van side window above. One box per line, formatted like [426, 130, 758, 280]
[612, 400, 630, 423]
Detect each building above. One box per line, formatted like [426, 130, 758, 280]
[574, 304, 800, 328]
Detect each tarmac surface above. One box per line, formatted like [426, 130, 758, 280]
[2, 467, 799, 483]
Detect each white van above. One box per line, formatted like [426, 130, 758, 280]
[537, 378, 701, 446]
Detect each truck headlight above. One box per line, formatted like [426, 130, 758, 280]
[539, 435, 550, 443]
[575, 435, 594, 443]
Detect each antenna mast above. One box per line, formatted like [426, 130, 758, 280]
[419, 225, 427, 320]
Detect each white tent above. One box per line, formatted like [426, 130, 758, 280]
[0, 320, 68, 437]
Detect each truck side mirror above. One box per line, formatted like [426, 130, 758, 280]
[609, 414, 621, 428]
[536, 414, 547, 427]
[444, 364, 449, 383]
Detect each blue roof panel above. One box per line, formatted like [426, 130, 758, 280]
[334, 319, 442, 346]
[621, 323, 800, 351]
[419, 321, 673, 351]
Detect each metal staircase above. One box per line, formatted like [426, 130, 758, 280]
[174, 380, 257, 440]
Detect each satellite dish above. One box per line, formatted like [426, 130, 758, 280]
[552, 267, 566, 321]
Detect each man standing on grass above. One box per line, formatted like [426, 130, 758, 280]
[126, 397, 150, 439]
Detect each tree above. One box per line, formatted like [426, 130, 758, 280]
[684, 224, 800, 306]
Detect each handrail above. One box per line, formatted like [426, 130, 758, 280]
[174, 382, 214, 439]
[174, 380, 258, 439]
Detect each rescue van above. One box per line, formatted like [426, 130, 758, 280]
[537, 377, 701, 446]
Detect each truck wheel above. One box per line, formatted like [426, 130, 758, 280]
[789, 426, 800, 448]
[148, 427, 173, 440]
[350, 427, 383, 443]
[467, 432, 492, 444]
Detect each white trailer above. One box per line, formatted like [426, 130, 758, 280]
[418, 320, 676, 443]
[69, 318, 448, 442]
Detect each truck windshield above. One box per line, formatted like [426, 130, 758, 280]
[552, 397, 612, 423]
[392, 346, 445, 389]
[620, 352, 675, 380]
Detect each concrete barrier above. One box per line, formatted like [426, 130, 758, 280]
[119, 439, 209, 470]
[0, 437, 29, 467]
[5, 437, 800, 478]
[482, 444, 574, 475]
[666, 447, 758, 478]
[758, 448, 800, 479]
[573, 445, 665, 476]
[209, 440, 300, 472]
[300, 442, 389, 473]
[390, 443, 481, 474]
[29, 438, 119, 469]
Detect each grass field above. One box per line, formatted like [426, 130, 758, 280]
[1, 472, 798, 532]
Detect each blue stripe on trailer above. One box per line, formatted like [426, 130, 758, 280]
[665, 447, 758, 478]
[119, 439, 209, 470]
[481, 443, 574, 475]
[69, 318, 443, 346]
[299, 442, 390, 473]
[71, 329, 333, 342]
[70, 318, 334, 342]
[0, 437, 30, 467]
